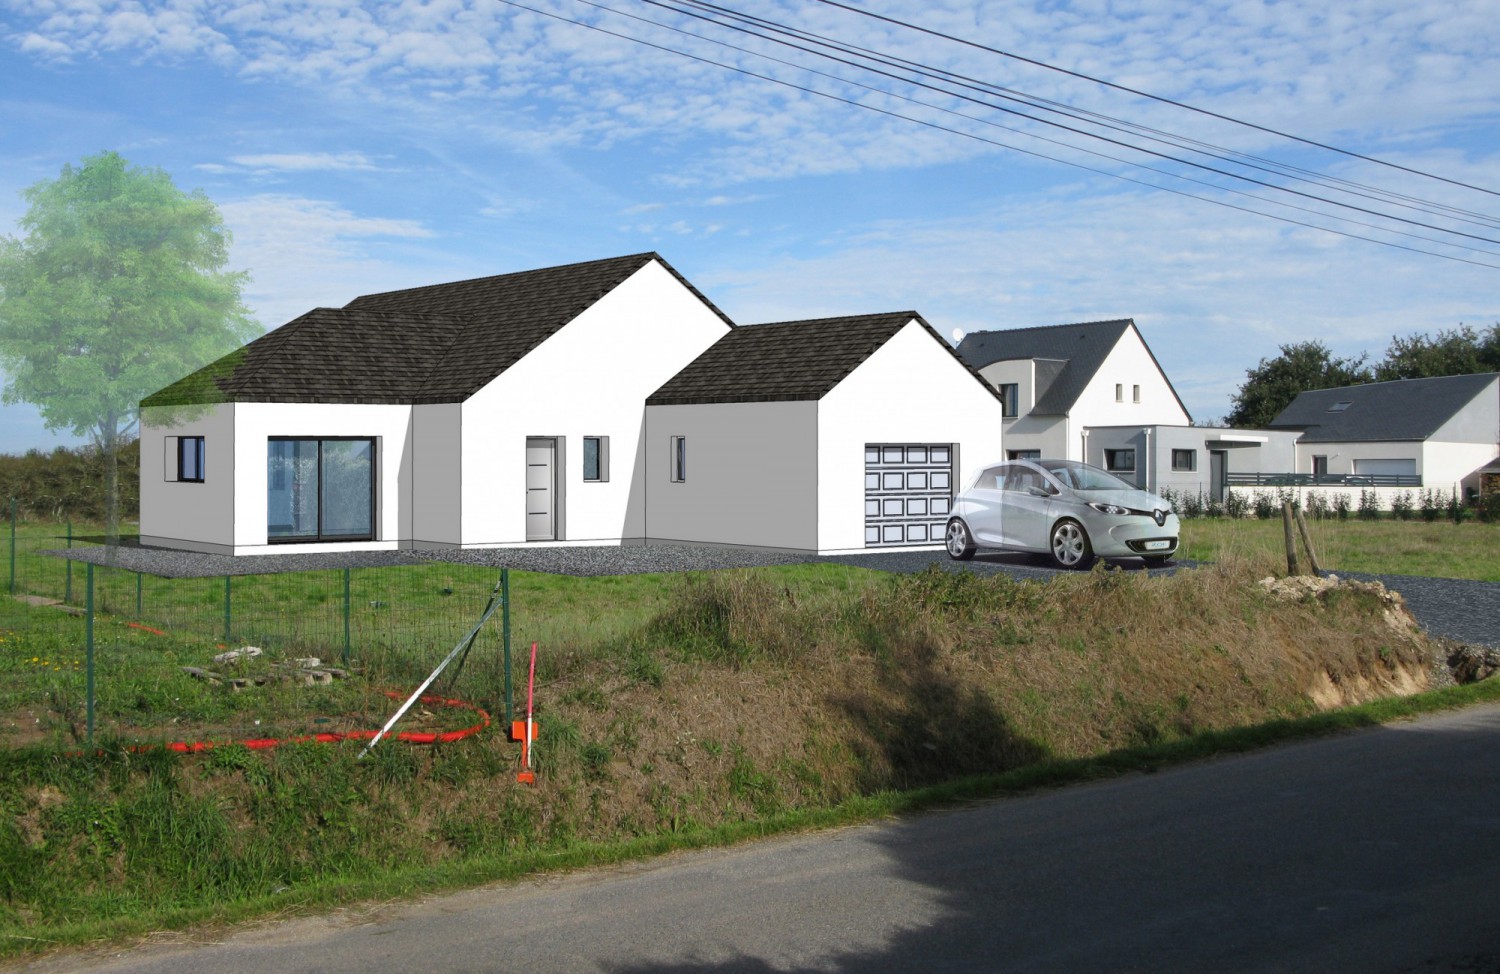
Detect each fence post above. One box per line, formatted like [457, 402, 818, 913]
[502, 567, 512, 725]
[223, 575, 232, 643]
[7, 498, 14, 595]
[343, 568, 352, 669]
[65, 520, 72, 603]
[1282, 501, 1302, 576]
[135, 571, 142, 617]
[86, 562, 95, 747]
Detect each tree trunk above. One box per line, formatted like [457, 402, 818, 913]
[101, 413, 120, 554]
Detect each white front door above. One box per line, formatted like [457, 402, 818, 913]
[526, 438, 557, 541]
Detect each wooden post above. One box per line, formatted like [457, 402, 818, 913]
[1293, 506, 1322, 575]
[1282, 501, 1301, 576]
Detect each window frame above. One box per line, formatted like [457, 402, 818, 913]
[670, 436, 687, 483]
[1132, 384, 1141, 404]
[267, 436, 376, 544]
[998, 383, 1019, 418]
[1104, 448, 1136, 473]
[176, 436, 205, 483]
[1171, 449, 1196, 472]
[582, 435, 610, 483]
[1115, 383, 1123, 402]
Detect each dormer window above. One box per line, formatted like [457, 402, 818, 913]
[999, 383, 1019, 418]
[1328, 401, 1352, 412]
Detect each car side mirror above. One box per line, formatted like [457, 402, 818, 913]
[1026, 485, 1050, 497]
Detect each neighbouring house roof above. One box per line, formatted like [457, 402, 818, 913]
[1269, 372, 1500, 443]
[954, 318, 1190, 420]
[143, 253, 733, 407]
[647, 311, 1005, 406]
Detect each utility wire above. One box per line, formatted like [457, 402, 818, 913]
[579, 0, 1500, 258]
[492, 0, 1500, 270]
[811, 0, 1500, 199]
[671, 0, 1500, 232]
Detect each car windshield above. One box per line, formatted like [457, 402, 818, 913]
[1041, 460, 1134, 491]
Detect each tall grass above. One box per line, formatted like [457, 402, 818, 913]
[1178, 517, 1500, 581]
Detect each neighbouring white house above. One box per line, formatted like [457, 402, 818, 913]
[644, 312, 1008, 552]
[140, 256, 1006, 556]
[1265, 372, 1500, 504]
[954, 319, 1193, 464]
[140, 253, 734, 555]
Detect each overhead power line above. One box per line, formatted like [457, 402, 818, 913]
[810, 0, 1500, 199]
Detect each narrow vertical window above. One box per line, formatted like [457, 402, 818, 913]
[178, 436, 205, 483]
[998, 383, 1019, 418]
[1132, 384, 1141, 403]
[583, 436, 609, 482]
[670, 436, 686, 483]
[1115, 383, 1123, 402]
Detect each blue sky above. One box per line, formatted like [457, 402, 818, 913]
[2, 0, 1498, 454]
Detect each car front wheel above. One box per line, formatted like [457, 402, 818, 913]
[1049, 519, 1094, 569]
[945, 519, 976, 561]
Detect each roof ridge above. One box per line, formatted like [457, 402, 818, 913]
[349, 252, 660, 304]
[1301, 371, 1500, 393]
[970, 317, 1133, 337]
[741, 310, 919, 329]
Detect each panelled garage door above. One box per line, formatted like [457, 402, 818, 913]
[864, 444, 956, 547]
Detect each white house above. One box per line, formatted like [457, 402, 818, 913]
[140, 257, 1006, 556]
[140, 254, 734, 554]
[644, 312, 1008, 553]
[954, 319, 1192, 464]
[1266, 372, 1500, 503]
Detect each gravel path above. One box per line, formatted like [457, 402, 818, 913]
[46, 542, 1496, 648]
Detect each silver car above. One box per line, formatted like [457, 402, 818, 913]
[945, 458, 1179, 569]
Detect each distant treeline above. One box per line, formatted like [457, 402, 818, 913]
[0, 439, 140, 522]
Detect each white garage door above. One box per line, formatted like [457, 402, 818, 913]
[864, 444, 955, 547]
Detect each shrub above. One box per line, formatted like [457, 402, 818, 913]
[1390, 491, 1415, 521]
[1478, 491, 1500, 524]
[1252, 491, 1277, 519]
[1331, 492, 1352, 520]
[1179, 491, 1204, 519]
[1448, 489, 1468, 525]
[1304, 492, 1330, 520]
[1419, 488, 1443, 523]
[1223, 489, 1249, 519]
[1356, 489, 1380, 521]
[1204, 495, 1224, 518]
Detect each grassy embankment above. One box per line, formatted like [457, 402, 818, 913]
[4, 523, 1496, 956]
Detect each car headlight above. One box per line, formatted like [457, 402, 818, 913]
[1088, 502, 1131, 516]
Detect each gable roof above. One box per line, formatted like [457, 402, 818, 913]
[955, 318, 1189, 419]
[1269, 372, 1500, 442]
[647, 311, 1004, 406]
[143, 253, 732, 406]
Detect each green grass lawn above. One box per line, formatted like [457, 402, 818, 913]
[1178, 516, 1500, 582]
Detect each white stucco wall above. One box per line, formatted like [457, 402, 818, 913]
[457, 259, 732, 546]
[643, 400, 819, 549]
[1067, 326, 1191, 458]
[818, 320, 1007, 552]
[139, 403, 238, 552]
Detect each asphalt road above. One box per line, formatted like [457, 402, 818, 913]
[21, 702, 1500, 974]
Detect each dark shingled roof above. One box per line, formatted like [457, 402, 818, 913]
[955, 318, 1188, 420]
[647, 311, 1004, 406]
[1269, 372, 1500, 442]
[143, 253, 733, 406]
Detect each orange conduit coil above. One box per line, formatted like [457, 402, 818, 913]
[158, 691, 490, 753]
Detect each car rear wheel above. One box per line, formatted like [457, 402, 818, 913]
[1049, 519, 1094, 569]
[945, 519, 976, 561]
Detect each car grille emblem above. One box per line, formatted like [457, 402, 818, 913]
[1153, 508, 1167, 526]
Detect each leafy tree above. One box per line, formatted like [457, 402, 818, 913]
[0, 152, 258, 541]
[1374, 323, 1500, 380]
[1226, 341, 1372, 428]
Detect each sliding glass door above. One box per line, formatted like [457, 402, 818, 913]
[268, 438, 374, 542]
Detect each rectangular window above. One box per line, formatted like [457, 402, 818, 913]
[1171, 449, 1196, 472]
[268, 437, 374, 543]
[1313, 455, 1328, 478]
[999, 383, 1019, 418]
[170, 436, 205, 483]
[1104, 449, 1136, 473]
[1115, 383, 1123, 402]
[583, 436, 609, 482]
[670, 436, 686, 483]
[1132, 384, 1141, 403]
[1008, 449, 1041, 460]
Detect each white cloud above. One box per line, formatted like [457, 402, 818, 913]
[227, 152, 379, 172]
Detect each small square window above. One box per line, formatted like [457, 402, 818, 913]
[1171, 449, 1196, 472]
[583, 436, 609, 482]
[1105, 449, 1136, 473]
[177, 436, 205, 483]
[670, 436, 686, 483]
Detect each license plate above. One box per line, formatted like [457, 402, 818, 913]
[1144, 540, 1171, 551]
